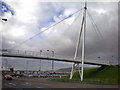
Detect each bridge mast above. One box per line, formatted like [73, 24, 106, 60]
[70, 2, 87, 81]
[81, 1, 87, 81]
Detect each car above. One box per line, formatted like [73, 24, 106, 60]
[28, 74, 33, 77]
[3, 75, 12, 80]
[16, 76, 20, 78]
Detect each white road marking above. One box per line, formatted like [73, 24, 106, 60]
[8, 83, 16, 86]
[4, 84, 13, 88]
[11, 83, 16, 85]
[25, 82, 30, 85]
[36, 86, 44, 88]
[8, 83, 12, 84]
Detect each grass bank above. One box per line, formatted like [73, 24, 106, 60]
[48, 65, 120, 85]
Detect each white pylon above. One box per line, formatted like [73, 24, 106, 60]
[70, 2, 87, 81]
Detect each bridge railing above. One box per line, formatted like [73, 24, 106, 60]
[0, 49, 73, 60]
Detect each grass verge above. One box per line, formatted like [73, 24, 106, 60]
[48, 65, 120, 85]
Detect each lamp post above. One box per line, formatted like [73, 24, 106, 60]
[40, 50, 42, 56]
[47, 50, 54, 71]
[47, 50, 54, 57]
[39, 50, 42, 74]
[98, 56, 100, 61]
[26, 60, 29, 75]
[111, 56, 113, 65]
[52, 51, 54, 72]
[5, 58, 8, 74]
[26, 60, 33, 75]
[52, 51, 54, 57]
[47, 50, 49, 57]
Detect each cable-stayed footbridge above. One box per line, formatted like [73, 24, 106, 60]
[1, 2, 116, 81]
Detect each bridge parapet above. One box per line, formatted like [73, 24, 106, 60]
[0, 49, 72, 60]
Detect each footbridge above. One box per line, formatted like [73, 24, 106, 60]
[0, 49, 110, 66]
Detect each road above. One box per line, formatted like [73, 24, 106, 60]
[2, 77, 119, 89]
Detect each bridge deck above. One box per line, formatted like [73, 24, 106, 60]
[0, 53, 110, 66]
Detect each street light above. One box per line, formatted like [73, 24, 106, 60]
[111, 56, 113, 65]
[47, 50, 54, 57]
[52, 51, 54, 57]
[26, 60, 32, 75]
[97, 56, 101, 63]
[47, 50, 55, 71]
[5, 58, 8, 74]
[52, 51, 54, 72]
[39, 50, 42, 74]
[40, 50, 42, 56]
[26, 60, 29, 75]
[98, 56, 100, 60]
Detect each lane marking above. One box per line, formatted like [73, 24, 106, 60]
[8, 83, 12, 85]
[36, 87, 43, 88]
[25, 82, 29, 84]
[17, 79, 81, 88]
[8, 82, 16, 86]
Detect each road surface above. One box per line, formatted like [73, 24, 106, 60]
[2, 77, 119, 89]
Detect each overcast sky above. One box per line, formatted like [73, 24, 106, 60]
[0, 0, 118, 71]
